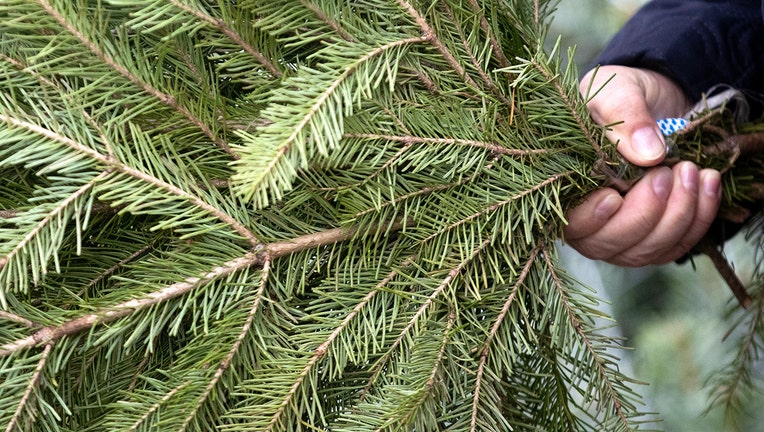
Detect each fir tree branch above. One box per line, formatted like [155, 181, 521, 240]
[0, 222, 406, 357]
[382, 106, 413, 134]
[343, 133, 549, 157]
[541, 245, 630, 429]
[406, 65, 441, 94]
[0, 1, 689, 427]
[85, 244, 154, 290]
[32, 0, 236, 157]
[180, 258, 271, 431]
[240, 255, 413, 430]
[0, 53, 56, 88]
[232, 34, 430, 206]
[531, 59, 604, 160]
[352, 177, 467, 223]
[128, 381, 192, 432]
[471, 246, 541, 432]
[421, 171, 573, 244]
[0, 115, 259, 247]
[350, 157, 499, 220]
[0, 251, 259, 357]
[382, 308, 455, 430]
[439, 1, 514, 107]
[285, 34, 426, 148]
[327, 131, 534, 193]
[285, 36, 427, 143]
[395, 0, 480, 90]
[167, 0, 282, 78]
[0, 171, 109, 281]
[0, 203, 119, 222]
[299, 0, 354, 42]
[365, 238, 491, 393]
[709, 294, 764, 425]
[2, 52, 118, 158]
[5, 343, 52, 432]
[264, 259, 403, 432]
[128, 356, 151, 393]
[546, 338, 579, 429]
[465, 0, 510, 68]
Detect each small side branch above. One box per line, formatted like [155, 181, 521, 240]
[540, 245, 630, 428]
[5, 343, 52, 432]
[531, 60, 604, 161]
[128, 381, 191, 432]
[180, 259, 271, 431]
[421, 171, 572, 244]
[0, 115, 260, 247]
[465, 0, 510, 68]
[0, 171, 108, 279]
[299, 0, 354, 42]
[168, 0, 282, 78]
[342, 133, 549, 157]
[471, 246, 540, 432]
[440, 1, 514, 107]
[0, 311, 39, 328]
[395, 0, 480, 90]
[364, 239, 490, 393]
[264, 258, 393, 432]
[34, 0, 236, 157]
[378, 308, 456, 431]
[709, 293, 764, 421]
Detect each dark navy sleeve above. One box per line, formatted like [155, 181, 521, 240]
[596, 0, 764, 103]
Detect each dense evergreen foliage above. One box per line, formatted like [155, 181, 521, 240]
[1, 1, 762, 430]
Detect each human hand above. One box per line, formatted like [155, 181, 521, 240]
[564, 66, 723, 266]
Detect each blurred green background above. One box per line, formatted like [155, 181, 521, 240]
[550, 1, 764, 431]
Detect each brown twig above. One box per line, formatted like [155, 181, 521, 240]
[704, 131, 764, 159]
[696, 236, 752, 309]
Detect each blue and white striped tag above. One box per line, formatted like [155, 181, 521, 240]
[656, 117, 688, 136]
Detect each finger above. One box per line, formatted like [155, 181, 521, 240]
[654, 168, 722, 263]
[609, 162, 701, 266]
[567, 167, 673, 261]
[563, 188, 623, 240]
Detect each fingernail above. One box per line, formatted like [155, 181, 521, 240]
[652, 167, 672, 201]
[632, 127, 666, 161]
[702, 171, 722, 198]
[594, 194, 622, 220]
[680, 163, 698, 191]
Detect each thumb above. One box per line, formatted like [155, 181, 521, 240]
[580, 67, 668, 167]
